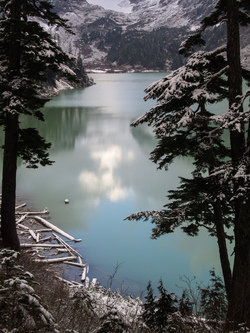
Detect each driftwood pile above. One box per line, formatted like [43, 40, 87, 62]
[15, 202, 89, 283]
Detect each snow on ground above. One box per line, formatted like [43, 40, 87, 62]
[87, 0, 133, 13]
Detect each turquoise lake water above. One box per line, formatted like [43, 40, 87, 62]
[13, 72, 231, 296]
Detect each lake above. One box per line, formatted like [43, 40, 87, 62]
[15, 72, 228, 297]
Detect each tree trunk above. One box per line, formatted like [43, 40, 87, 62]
[0, 0, 21, 251]
[200, 100, 232, 298]
[226, 214, 250, 329]
[213, 202, 232, 299]
[1, 113, 20, 251]
[226, 0, 250, 329]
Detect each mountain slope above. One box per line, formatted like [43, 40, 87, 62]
[51, 0, 250, 71]
[129, 0, 217, 30]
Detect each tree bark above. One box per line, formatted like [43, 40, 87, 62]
[1, 113, 20, 251]
[226, 0, 250, 329]
[212, 202, 232, 299]
[200, 101, 232, 299]
[0, 0, 21, 251]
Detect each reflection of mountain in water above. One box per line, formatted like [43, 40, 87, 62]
[20, 106, 90, 152]
[13, 73, 227, 299]
[130, 124, 156, 156]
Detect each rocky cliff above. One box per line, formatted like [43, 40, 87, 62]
[50, 0, 250, 71]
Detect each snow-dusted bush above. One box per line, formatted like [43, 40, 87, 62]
[0, 249, 229, 332]
[140, 278, 226, 333]
[0, 249, 58, 333]
[75, 278, 144, 332]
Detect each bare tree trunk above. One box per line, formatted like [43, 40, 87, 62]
[0, 0, 21, 251]
[212, 202, 232, 299]
[1, 113, 20, 251]
[226, 0, 250, 329]
[200, 101, 232, 298]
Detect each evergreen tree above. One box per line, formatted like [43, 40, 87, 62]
[156, 279, 177, 332]
[126, 0, 250, 329]
[0, 249, 57, 332]
[200, 269, 228, 322]
[142, 280, 178, 332]
[0, 0, 76, 250]
[178, 292, 193, 317]
[142, 281, 157, 330]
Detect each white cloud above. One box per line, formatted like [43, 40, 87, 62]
[108, 186, 128, 202]
[93, 145, 122, 171]
[79, 171, 99, 191]
[78, 145, 133, 203]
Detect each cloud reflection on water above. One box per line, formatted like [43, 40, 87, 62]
[14, 73, 228, 296]
[78, 144, 132, 204]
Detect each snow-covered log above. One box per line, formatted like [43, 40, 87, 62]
[15, 203, 27, 210]
[29, 229, 38, 242]
[55, 276, 73, 286]
[17, 223, 29, 230]
[20, 243, 64, 248]
[16, 214, 28, 224]
[33, 216, 81, 242]
[18, 209, 49, 215]
[63, 261, 86, 268]
[81, 266, 87, 282]
[34, 256, 76, 264]
[55, 276, 83, 288]
[55, 248, 69, 254]
[52, 233, 83, 259]
[36, 228, 53, 233]
[39, 236, 52, 243]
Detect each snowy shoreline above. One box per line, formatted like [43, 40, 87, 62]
[86, 68, 164, 74]
[15, 199, 144, 328]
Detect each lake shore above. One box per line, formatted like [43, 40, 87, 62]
[15, 197, 88, 285]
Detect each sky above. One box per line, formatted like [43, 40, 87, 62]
[87, 0, 133, 13]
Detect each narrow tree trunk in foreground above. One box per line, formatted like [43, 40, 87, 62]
[226, 0, 250, 329]
[213, 203, 231, 299]
[1, 113, 20, 251]
[227, 214, 250, 329]
[201, 98, 232, 299]
[0, 0, 21, 251]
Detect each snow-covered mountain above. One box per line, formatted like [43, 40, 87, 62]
[50, 0, 250, 71]
[129, 0, 217, 30]
[88, 0, 133, 13]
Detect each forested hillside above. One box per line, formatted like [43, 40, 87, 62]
[50, 0, 250, 71]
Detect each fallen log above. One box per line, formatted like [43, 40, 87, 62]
[21, 243, 64, 248]
[55, 248, 69, 254]
[17, 223, 29, 230]
[39, 236, 52, 243]
[15, 203, 27, 210]
[53, 236, 78, 260]
[33, 216, 81, 242]
[81, 266, 87, 282]
[53, 233, 83, 259]
[37, 254, 46, 259]
[18, 209, 49, 215]
[34, 256, 76, 264]
[36, 229, 53, 233]
[70, 280, 84, 287]
[16, 214, 28, 224]
[55, 276, 83, 287]
[29, 229, 37, 242]
[63, 261, 86, 268]
[55, 276, 73, 286]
